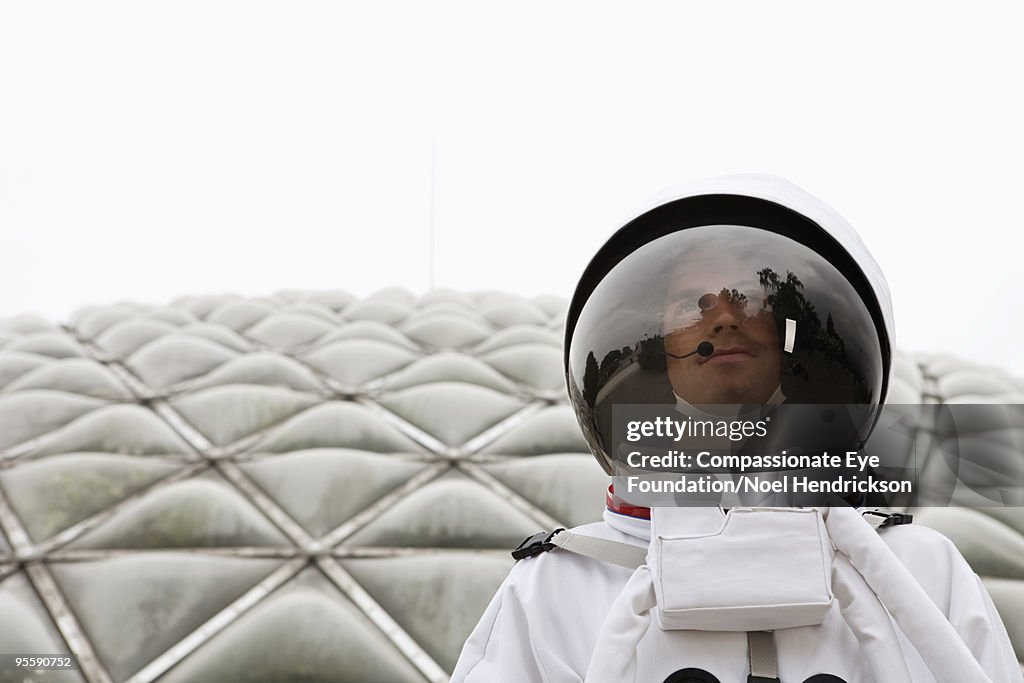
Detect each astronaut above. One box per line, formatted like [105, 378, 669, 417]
[451, 175, 1022, 682]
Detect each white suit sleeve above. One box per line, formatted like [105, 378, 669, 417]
[889, 525, 1023, 682]
[949, 573, 1023, 682]
[450, 577, 547, 683]
[450, 559, 584, 683]
[451, 544, 627, 683]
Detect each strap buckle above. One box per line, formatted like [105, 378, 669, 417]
[747, 677, 781, 683]
[511, 528, 565, 561]
[862, 509, 914, 529]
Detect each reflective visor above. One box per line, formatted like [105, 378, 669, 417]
[566, 225, 884, 475]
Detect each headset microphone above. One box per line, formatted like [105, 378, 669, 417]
[664, 341, 714, 360]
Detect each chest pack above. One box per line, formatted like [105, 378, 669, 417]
[512, 506, 996, 683]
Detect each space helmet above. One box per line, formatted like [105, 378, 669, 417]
[564, 175, 894, 477]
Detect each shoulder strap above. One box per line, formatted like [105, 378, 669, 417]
[549, 530, 648, 570]
[511, 529, 646, 570]
[511, 509, 912, 568]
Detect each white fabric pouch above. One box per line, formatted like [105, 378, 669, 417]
[650, 506, 834, 631]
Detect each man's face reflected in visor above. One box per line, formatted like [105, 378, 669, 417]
[664, 276, 782, 406]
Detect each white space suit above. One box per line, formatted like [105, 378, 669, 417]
[451, 503, 1022, 682]
[453, 175, 1023, 682]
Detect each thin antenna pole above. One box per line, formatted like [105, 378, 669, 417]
[428, 130, 437, 292]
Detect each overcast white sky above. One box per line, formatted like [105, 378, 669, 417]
[2, 2, 1023, 376]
